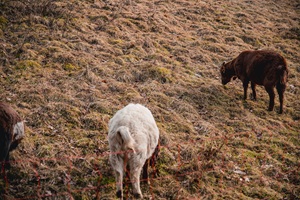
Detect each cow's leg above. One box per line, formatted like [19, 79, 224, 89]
[251, 82, 257, 100]
[243, 80, 249, 100]
[130, 164, 143, 199]
[265, 86, 275, 111]
[0, 139, 10, 172]
[276, 83, 286, 114]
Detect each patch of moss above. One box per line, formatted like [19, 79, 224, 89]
[243, 149, 263, 159]
[108, 39, 123, 45]
[100, 176, 115, 186]
[15, 60, 41, 70]
[149, 66, 173, 83]
[63, 63, 79, 71]
[0, 16, 7, 29]
[60, 106, 81, 126]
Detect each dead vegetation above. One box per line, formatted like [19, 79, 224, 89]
[0, 0, 299, 199]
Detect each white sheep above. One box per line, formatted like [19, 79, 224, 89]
[0, 102, 25, 170]
[108, 103, 159, 199]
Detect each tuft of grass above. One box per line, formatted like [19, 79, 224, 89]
[63, 63, 80, 71]
[149, 66, 173, 83]
[15, 60, 41, 70]
[0, 16, 8, 29]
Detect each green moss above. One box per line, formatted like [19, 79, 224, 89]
[100, 176, 115, 186]
[60, 106, 81, 126]
[108, 39, 123, 45]
[149, 66, 173, 83]
[15, 60, 41, 70]
[243, 149, 264, 159]
[0, 16, 7, 29]
[63, 63, 79, 71]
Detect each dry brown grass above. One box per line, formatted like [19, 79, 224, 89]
[0, 0, 299, 199]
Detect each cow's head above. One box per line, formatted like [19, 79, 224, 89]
[220, 61, 236, 85]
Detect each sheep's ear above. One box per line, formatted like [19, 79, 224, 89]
[233, 76, 237, 80]
[127, 145, 136, 153]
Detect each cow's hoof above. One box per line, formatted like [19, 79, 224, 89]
[133, 193, 142, 199]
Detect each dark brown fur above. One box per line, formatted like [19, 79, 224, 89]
[0, 102, 23, 169]
[142, 142, 160, 182]
[220, 50, 288, 113]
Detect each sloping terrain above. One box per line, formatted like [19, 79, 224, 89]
[0, 0, 299, 199]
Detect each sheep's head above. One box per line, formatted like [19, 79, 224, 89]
[220, 61, 236, 85]
[10, 121, 25, 151]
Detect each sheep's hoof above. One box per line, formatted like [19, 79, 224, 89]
[133, 193, 142, 199]
[4, 163, 11, 170]
[116, 190, 122, 199]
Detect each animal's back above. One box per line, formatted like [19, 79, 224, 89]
[0, 102, 22, 130]
[237, 50, 287, 85]
[109, 104, 159, 157]
[0, 102, 24, 162]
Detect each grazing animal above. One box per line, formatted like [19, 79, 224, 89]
[108, 103, 159, 199]
[0, 102, 25, 170]
[220, 50, 288, 113]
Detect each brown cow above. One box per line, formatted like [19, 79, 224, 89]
[0, 102, 25, 170]
[220, 50, 288, 114]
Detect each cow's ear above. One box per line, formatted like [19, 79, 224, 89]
[221, 65, 225, 73]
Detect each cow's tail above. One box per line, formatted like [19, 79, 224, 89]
[278, 65, 288, 84]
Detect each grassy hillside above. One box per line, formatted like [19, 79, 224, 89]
[0, 0, 299, 199]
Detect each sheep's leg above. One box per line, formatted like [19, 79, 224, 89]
[130, 165, 143, 199]
[142, 159, 149, 184]
[111, 155, 124, 199]
[115, 170, 123, 199]
[149, 144, 160, 178]
[243, 80, 249, 100]
[265, 87, 275, 111]
[251, 82, 257, 100]
[276, 83, 286, 114]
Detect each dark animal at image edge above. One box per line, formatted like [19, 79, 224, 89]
[220, 50, 288, 114]
[0, 102, 25, 171]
